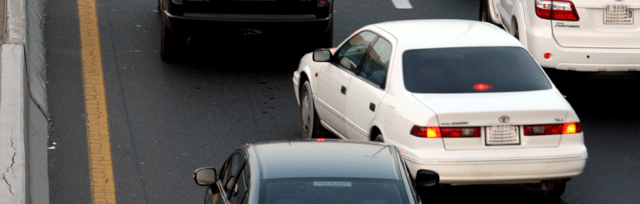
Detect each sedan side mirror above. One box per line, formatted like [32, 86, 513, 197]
[194, 167, 217, 186]
[415, 170, 439, 187]
[313, 49, 332, 62]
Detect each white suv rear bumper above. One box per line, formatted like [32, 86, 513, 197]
[526, 27, 640, 72]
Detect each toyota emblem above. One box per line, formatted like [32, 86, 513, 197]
[498, 115, 510, 123]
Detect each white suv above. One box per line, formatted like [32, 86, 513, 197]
[481, 0, 640, 72]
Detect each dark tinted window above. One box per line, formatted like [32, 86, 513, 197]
[260, 178, 411, 204]
[221, 152, 245, 194]
[334, 31, 378, 73]
[230, 165, 249, 204]
[360, 37, 392, 89]
[402, 47, 552, 93]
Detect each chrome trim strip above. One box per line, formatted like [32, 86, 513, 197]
[314, 96, 345, 121]
[320, 120, 347, 139]
[403, 154, 587, 165]
[345, 117, 369, 137]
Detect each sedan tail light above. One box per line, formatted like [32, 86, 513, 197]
[411, 126, 481, 138]
[411, 126, 441, 138]
[524, 122, 582, 135]
[562, 122, 581, 134]
[535, 0, 579, 21]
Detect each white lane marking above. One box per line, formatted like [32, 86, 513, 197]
[391, 0, 412, 9]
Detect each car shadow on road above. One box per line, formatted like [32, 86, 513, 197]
[160, 37, 311, 74]
[545, 69, 640, 115]
[419, 184, 568, 204]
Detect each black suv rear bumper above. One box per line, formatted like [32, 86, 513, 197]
[162, 11, 332, 36]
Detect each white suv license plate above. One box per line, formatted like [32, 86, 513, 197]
[486, 125, 520, 146]
[604, 5, 634, 25]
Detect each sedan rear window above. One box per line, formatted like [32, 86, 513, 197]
[402, 47, 552, 93]
[260, 178, 411, 204]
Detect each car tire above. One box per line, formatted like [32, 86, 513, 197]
[547, 180, 567, 198]
[511, 19, 520, 40]
[374, 134, 384, 142]
[530, 180, 567, 199]
[479, 0, 490, 22]
[300, 81, 324, 139]
[160, 18, 177, 61]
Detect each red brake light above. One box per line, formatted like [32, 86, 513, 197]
[410, 126, 441, 138]
[440, 127, 481, 137]
[535, 0, 552, 19]
[317, 138, 325, 141]
[411, 126, 480, 138]
[524, 124, 563, 135]
[524, 122, 581, 135]
[473, 84, 493, 91]
[535, 0, 579, 21]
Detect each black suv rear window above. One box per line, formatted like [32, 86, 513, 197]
[402, 47, 552, 93]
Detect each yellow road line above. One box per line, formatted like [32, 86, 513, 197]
[77, 0, 117, 203]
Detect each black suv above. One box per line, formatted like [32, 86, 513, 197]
[158, 0, 334, 60]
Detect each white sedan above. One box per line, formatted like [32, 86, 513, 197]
[292, 19, 587, 198]
[481, 0, 640, 72]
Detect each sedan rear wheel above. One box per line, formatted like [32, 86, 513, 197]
[511, 19, 520, 40]
[529, 180, 567, 200]
[300, 81, 323, 139]
[374, 134, 384, 142]
[480, 0, 490, 22]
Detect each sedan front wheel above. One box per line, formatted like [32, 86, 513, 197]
[300, 81, 324, 139]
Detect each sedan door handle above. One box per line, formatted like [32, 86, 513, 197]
[369, 103, 375, 112]
[341, 86, 347, 95]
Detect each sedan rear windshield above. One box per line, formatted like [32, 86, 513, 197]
[402, 47, 552, 93]
[260, 178, 412, 204]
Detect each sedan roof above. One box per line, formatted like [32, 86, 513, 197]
[370, 19, 522, 50]
[253, 140, 401, 180]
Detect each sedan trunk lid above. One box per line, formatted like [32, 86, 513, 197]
[413, 90, 569, 150]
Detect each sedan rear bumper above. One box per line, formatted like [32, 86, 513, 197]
[403, 146, 588, 185]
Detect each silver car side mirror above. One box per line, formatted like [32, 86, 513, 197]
[194, 167, 217, 186]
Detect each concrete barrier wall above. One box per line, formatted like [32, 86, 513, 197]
[0, 44, 27, 204]
[0, 0, 49, 202]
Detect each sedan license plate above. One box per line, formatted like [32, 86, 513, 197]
[604, 5, 634, 25]
[486, 125, 520, 146]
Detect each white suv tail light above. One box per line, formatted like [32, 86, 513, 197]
[535, 0, 579, 21]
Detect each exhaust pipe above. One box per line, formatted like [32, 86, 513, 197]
[187, 36, 196, 47]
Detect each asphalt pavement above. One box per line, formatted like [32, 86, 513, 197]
[46, 0, 640, 203]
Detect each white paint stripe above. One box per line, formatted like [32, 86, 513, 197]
[391, 0, 412, 9]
